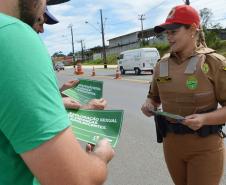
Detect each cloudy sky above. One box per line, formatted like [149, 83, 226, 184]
[41, 0, 226, 56]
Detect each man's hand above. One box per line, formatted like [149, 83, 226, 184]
[21, 128, 112, 185]
[182, 114, 205, 131]
[141, 98, 160, 117]
[93, 139, 115, 164]
[60, 80, 79, 92]
[82, 98, 107, 110]
[63, 97, 81, 109]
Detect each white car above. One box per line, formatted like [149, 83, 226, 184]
[54, 62, 64, 71]
[118, 48, 160, 75]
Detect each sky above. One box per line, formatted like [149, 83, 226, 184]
[41, 0, 226, 56]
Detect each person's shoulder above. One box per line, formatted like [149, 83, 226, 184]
[199, 48, 226, 71]
[0, 13, 18, 28]
[0, 13, 23, 28]
[0, 13, 34, 35]
[206, 52, 226, 62]
[196, 47, 215, 55]
[205, 50, 226, 66]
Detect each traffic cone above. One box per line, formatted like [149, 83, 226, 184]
[91, 66, 96, 76]
[114, 66, 121, 79]
[74, 61, 84, 75]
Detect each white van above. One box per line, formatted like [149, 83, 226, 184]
[117, 48, 160, 75]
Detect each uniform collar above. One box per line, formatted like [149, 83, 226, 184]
[169, 45, 215, 64]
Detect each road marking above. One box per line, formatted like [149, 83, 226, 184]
[70, 74, 151, 84]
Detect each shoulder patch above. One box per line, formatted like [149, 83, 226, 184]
[159, 53, 170, 63]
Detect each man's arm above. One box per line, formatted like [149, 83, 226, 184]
[21, 127, 114, 185]
[81, 98, 107, 110]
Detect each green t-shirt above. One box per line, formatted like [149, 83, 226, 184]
[0, 13, 70, 184]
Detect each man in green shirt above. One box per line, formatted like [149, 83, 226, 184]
[0, 0, 114, 184]
[32, 2, 107, 111]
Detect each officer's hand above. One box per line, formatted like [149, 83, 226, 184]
[182, 114, 205, 131]
[93, 139, 115, 164]
[82, 98, 107, 110]
[63, 97, 81, 109]
[141, 98, 159, 117]
[60, 80, 79, 92]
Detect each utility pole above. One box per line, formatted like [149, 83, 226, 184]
[138, 14, 146, 47]
[68, 24, 76, 67]
[100, 9, 107, 69]
[185, 0, 190, 5]
[78, 40, 84, 62]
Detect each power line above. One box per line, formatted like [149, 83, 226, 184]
[107, 20, 132, 26]
[145, 0, 168, 16]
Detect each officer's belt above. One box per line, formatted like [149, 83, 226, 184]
[165, 121, 224, 137]
[157, 108, 225, 138]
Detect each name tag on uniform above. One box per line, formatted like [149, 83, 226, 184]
[156, 77, 172, 83]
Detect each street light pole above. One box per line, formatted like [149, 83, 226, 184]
[100, 9, 107, 69]
[68, 24, 76, 67]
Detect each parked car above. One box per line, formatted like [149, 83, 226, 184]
[54, 62, 64, 71]
[117, 48, 160, 75]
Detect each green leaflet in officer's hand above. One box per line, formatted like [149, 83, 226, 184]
[151, 110, 185, 123]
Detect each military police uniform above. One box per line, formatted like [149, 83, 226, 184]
[148, 46, 226, 185]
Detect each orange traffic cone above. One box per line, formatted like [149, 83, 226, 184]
[114, 66, 121, 79]
[74, 61, 84, 75]
[91, 66, 96, 76]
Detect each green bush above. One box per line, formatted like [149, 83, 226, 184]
[205, 30, 223, 49]
[83, 58, 102, 65]
[83, 54, 118, 65]
[215, 40, 226, 57]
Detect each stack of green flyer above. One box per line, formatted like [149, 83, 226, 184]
[63, 78, 124, 147]
[68, 109, 123, 147]
[62, 78, 103, 104]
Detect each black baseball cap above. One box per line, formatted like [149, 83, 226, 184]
[44, 7, 59, 25]
[47, 0, 70, 5]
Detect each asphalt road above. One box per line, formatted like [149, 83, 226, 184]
[56, 67, 226, 185]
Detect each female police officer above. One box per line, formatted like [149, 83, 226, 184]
[141, 4, 226, 185]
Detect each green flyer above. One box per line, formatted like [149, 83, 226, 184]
[68, 109, 124, 147]
[151, 110, 185, 123]
[62, 78, 103, 104]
